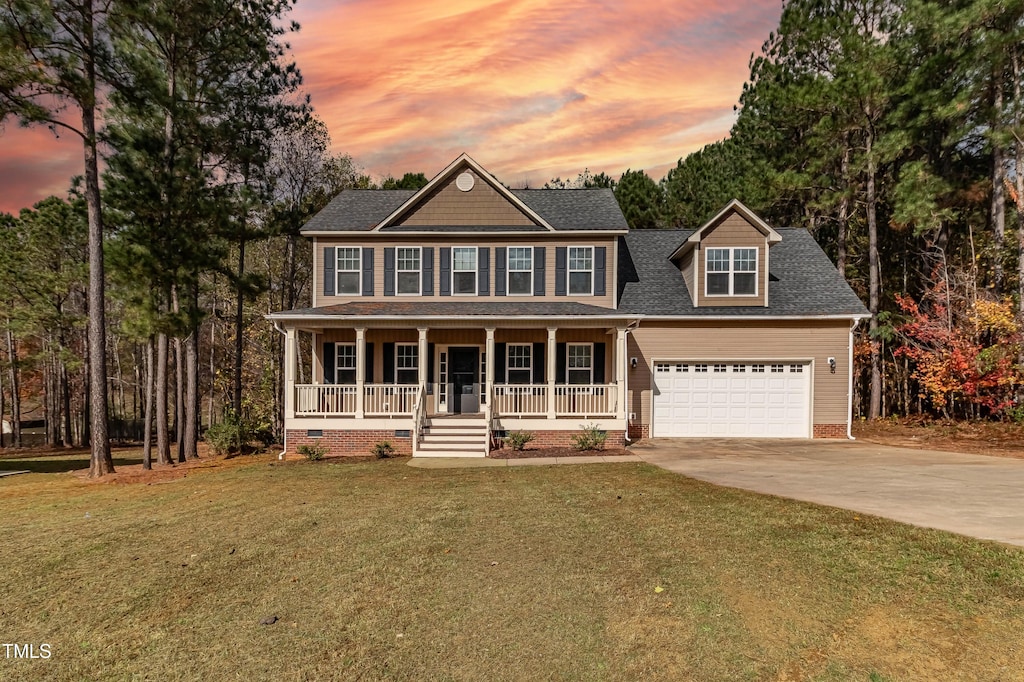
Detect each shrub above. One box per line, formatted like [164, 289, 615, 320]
[371, 440, 396, 459]
[571, 423, 607, 451]
[205, 410, 258, 456]
[296, 443, 326, 461]
[504, 430, 534, 451]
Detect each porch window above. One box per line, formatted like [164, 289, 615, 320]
[396, 344, 418, 384]
[507, 247, 533, 295]
[397, 247, 421, 295]
[705, 247, 757, 296]
[452, 247, 477, 295]
[507, 344, 532, 384]
[336, 248, 361, 295]
[336, 343, 356, 385]
[568, 246, 593, 295]
[567, 343, 592, 384]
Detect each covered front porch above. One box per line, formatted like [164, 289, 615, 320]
[276, 313, 637, 456]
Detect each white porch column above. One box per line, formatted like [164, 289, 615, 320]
[615, 327, 627, 419]
[284, 327, 297, 419]
[547, 327, 557, 419]
[418, 327, 429, 385]
[485, 328, 495, 411]
[355, 327, 366, 418]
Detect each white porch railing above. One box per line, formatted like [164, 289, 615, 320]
[491, 384, 617, 418]
[554, 384, 616, 418]
[492, 385, 548, 416]
[293, 384, 418, 416]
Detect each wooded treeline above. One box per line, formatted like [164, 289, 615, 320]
[2, 0, 1023, 476]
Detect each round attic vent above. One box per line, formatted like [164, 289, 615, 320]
[455, 171, 475, 192]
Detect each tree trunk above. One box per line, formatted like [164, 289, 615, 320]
[1012, 48, 1024, 325]
[156, 331, 171, 465]
[183, 282, 200, 460]
[234, 237, 246, 415]
[0, 355, 5, 448]
[992, 82, 1006, 292]
[81, 0, 113, 476]
[172, 286, 185, 462]
[143, 336, 154, 470]
[837, 138, 850, 279]
[866, 128, 883, 420]
[6, 323, 22, 447]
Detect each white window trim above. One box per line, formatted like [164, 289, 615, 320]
[451, 246, 478, 297]
[704, 246, 758, 297]
[396, 246, 422, 296]
[335, 343, 357, 384]
[568, 246, 594, 296]
[506, 343, 532, 382]
[336, 247, 362, 296]
[566, 342, 593, 384]
[506, 246, 534, 296]
[395, 343, 418, 384]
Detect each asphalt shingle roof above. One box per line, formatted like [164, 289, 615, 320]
[300, 188, 627, 233]
[617, 228, 868, 317]
[272, 301, 630, 318]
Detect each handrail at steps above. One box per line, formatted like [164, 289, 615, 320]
[411, 383, 427, 457]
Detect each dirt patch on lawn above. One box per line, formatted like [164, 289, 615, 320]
[489, 447, 632, 459]
[70, 445, 274, 485]
[854, 418, 1024, 460]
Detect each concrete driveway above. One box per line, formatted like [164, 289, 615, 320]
[633, 438, 1024, 548]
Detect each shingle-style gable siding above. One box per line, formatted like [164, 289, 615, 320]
[393, 170, 538, 227]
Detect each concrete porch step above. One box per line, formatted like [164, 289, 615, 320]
[414, 449, 487, 458]
[420, 433, 486, 443]
[418, 440, 485, 452]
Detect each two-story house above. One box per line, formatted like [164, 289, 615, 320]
[268, 154, 868, 457]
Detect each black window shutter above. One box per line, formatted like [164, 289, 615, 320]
[534, 246, 546, 296]
[323, 247, 336, 297]
[532, 342, 545, 383]
[478, 247, 489, 295]
[323, 342, 335, 384]
[440, 248, 451, 296]
[593, 343, 606, 383]
[494, 342, 506, 383]
[594, 247, 607, 296]
[555, 247, 567, 296]
[556, 342, 567, 383]
[427, 343, 435, 393]
[364, 342, 374, 383]
[495, 247, 506, 296]
[383, 342, 395, 383]
[383, 248, 395, 296]
[362, 247, 374, 296]
[422, 247, 434, 295]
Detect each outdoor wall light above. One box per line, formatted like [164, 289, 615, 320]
[630, 357, 638, 369]
[828, 357, 836, 374]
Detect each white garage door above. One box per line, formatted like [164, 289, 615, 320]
[652, 362, 810, 438]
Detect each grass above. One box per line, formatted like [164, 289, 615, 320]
[1, 451, 1023, 681]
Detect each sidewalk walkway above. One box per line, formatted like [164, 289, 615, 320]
[408, 454, 642, 468]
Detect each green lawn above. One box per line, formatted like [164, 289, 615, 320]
[1, 452, 1023, 681]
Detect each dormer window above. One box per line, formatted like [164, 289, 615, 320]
[706, 247, 757, 297]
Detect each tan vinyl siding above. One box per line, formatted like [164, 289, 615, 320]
[627, 320, 851, 428]
[313, 235, 618, 308]
[679, 249, 695, 302]
[395, 171, 536, 226]
[696, 213, 769, 307]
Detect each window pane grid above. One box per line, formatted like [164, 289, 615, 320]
[705, 247, 757, 296]
[568, 344, 591, 368]
[336, 344, 356, 369]
[453, 248, 476, 271]
[508, 344, 531, 369]
[397, 345, 418, 369]
[508, 247, 531, 271]
[397, 248, 420, 271]
[337, 248, 360, 271]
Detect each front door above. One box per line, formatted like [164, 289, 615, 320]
[448, 346, 480, 414]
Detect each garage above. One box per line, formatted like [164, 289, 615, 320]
[652, 361, 811, 438]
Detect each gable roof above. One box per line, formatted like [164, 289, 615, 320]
[669, 199, 782, 260]
[619, 228, 868, 318]
[300, 157, 629, 234]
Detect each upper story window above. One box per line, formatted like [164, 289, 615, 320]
[567, 343, 592, 384]
[705, 247, 757, 296]
[336, 247, 361, 295]
[507, 247, 533, 295]
[397, 247, 421, 295]
[507, 344, 532, 384]
[336, 343, 356, 385]
[568, 246, 593, 295]
[396, 344, 418, 384]
[452, 247, 477, 295]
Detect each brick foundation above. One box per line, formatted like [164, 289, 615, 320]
[499, 429, 626, 449]
[627, 423, 649, 440]
[287, 429, 412, 457]
[813, 423, 847, 439]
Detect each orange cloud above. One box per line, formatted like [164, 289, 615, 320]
[0, 0, 781, 212]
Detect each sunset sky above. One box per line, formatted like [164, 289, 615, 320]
[0, 0, 782, 214]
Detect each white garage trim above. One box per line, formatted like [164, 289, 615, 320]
[651, 358, 813, 438]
